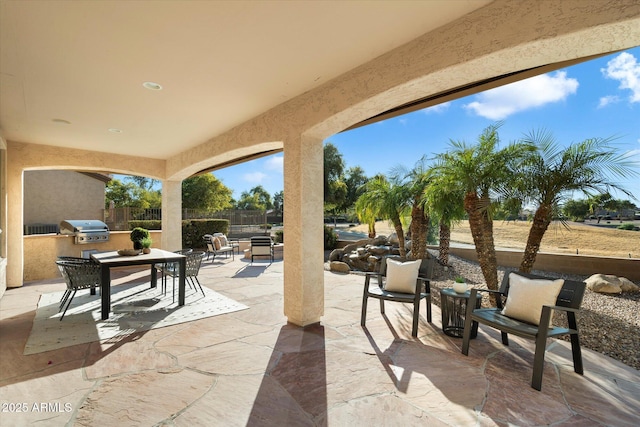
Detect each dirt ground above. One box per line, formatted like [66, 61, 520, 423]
[352, 219, 640, 259]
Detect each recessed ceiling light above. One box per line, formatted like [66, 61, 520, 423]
[142, 81, 163, 91]
[52, 118, 71, 124]
[108, 128, 122, 133]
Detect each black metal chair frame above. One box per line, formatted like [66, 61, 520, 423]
[461, 271, 586, 391]
[360, 257, 434, 337]
[162, 250, 206, 301]
[159, 249, 194, 301]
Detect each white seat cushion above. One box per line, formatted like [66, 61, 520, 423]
[252, 246, 272, 256]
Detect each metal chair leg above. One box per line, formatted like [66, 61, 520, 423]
[59, 289, 77, 321]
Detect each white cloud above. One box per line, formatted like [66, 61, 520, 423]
[264, 155, 283, 171]
[601, 52, 640, 103]
[598, 95, 620, 108]
[422, 102, 451, 114]
[398, 118, 408, 125]
[463, 71, 578, 120]
[242, 171, 266, 183]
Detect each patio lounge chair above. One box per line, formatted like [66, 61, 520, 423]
[250, 236, 274, 263]
[203, 234, 235, 261]
[361, 256, 434, 337]
[461, 271, 586, 391]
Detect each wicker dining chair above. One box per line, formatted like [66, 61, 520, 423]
[55, 259, 101, 320]
[158, 249, 205, 301]
[56, 256, 94, 310]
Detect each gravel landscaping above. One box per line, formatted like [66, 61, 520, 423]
[430, 254, 640, 370]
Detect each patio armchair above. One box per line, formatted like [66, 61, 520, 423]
[461, 271, 586, 391]
[203, 234, 235, 261]
[250, 236, 274, 263]
[361, 256, 434, 337]
[213, 232, 240, 255]
[55, 259, 101, 320]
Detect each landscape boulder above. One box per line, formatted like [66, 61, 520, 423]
[327, 235, 405, 273]
[328, 249, 343, 262]
[585, 274, 639, 294]
[329, 261, 351, 273]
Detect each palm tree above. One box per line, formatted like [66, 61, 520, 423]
[355, 196, 377, 238]
[423, 171, 466, 266]
[515, 130, 639, 273]
[391, 157, 433, 260]
[354, 175, 409, 256]
[434, 123, 530, 290]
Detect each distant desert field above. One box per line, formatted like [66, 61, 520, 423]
[353, 219, 639, 259]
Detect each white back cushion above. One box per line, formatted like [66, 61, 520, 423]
[501, 273, 564, 325]
[384, 259, 421, 294]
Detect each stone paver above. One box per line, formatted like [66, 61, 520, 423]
[0, 256, 638, 426]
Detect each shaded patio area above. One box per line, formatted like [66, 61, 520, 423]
[1, 256, 638, 426]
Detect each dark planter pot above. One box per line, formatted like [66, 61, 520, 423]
[133, 241, 143, 250]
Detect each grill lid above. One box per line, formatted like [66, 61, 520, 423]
[59, 220, 109, 234]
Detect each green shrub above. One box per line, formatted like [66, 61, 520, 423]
[617, 223, 638, 231]
[324, 225, 338, 250]
[182, 219, 230, 248]
[274, 230, 284, 243]
[128, 220, 161, 230]
[260, 223, 273, 230]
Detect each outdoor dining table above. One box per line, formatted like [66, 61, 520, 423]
[91, 249, 187, 320]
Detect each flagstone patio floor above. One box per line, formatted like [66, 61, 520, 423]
[1, 255, 638, 426]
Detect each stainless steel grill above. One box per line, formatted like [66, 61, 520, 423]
[59, 220, 110, 244]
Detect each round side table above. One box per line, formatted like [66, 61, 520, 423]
[440, 288, 480, 338]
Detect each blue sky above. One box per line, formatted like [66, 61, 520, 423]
[212, 47, 640, 203]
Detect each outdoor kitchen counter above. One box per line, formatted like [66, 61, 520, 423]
[91, 248, 186, 320]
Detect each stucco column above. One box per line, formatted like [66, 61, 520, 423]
[161, 180, 182, 251]
[283, 134, 324, 326]
[6, 156, 23, 288]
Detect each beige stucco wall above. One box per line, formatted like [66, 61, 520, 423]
[23, 231, 162, 282]
[6, 141, 167, 289]
[24, 170, 106, 226]
[447, 246, 640, 281]
[0, 135, 6, 299]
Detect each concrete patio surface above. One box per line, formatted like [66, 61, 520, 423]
[1, 255, 639, 426]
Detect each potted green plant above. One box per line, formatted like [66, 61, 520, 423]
[140, 237, 152, 254]
[130, 227, 150, 250]
[453, 276, 468, 293]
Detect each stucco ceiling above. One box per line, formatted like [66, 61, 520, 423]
[0, 0, 492, 159]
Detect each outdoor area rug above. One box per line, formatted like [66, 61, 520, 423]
[24, 282, 248, 355]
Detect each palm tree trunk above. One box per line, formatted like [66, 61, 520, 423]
[520, 203, 553, 273]
[392, 218, 406, 258]
[438, 221, 450, 265]
[464, 192, 499, 292]
[367, 221, 376, 238]
[409, 200, 429, 260]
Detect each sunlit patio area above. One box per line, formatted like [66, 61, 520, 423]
[1, 255, 638, 426]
